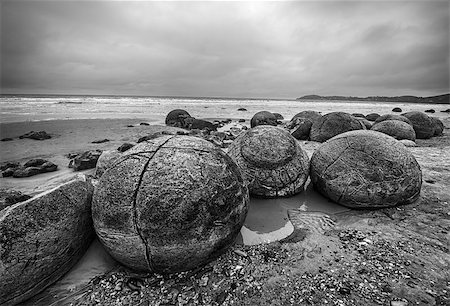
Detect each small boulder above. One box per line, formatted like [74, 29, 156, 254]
[365, 113, 380, 121]
[19, 131, 51, 140]
[310, 112, 364, 143]
[238, 119, 246, 123]
[424, 109, 435, 113]
[41, 161, 58, 172]
[228, 125, 310, 198]
[91, 139, 110, 144]
[1, 138, 13, 142]
[392, 107, 402, 112]
[12, 167, 42, 178]
[72, 150, 103, 171]
[310, 130, 422, 209]
[441, 109, 450, 113]
[286, 117, 313, 140]
[371, 120, 416, 141]
[0, 162, 20, 171]
[401, 111, 435, 139]
[139, 122, 150, 126]
[292, 110, 322, 123]
[0, 190, 32, 210]
[187, 119, 217, 131]
[117, 143, 135, 152]
[250, 111, 278, 128]
[374, 114, 412, 126]
[165, 109, 192, 128]
[0, 176, 95, 305]
[431, 117, 444, 136]
[23, 159, 47, 168]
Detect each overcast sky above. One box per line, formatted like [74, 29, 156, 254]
[1, 1, 449, 98]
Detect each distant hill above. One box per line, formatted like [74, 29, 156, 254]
[297, 93, 450, 104]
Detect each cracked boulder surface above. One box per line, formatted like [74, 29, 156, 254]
[0, 175, 94, 306]
[370, 119, 416, 141]
[227, 125, 309, 198]
[92, 135, 249, 274]
[310, 130, 422, 209]
[310, 112, 365, 143]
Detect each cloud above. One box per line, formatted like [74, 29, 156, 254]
[1, 0, 448, 97]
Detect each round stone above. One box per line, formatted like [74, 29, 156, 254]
[310, 130, 422, 209]
[92, 136, 249, 273]
[227, 125, 309, 198]
[310, 112, 365, 143]
[250, 111, 278, 128]
[374, 114, 412, 126]
[165, 109, 191, 127]
[371, 120, 416, 141]
[402, 111, 435, 139]
[431, 117, 444, 136]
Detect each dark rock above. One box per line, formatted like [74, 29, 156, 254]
[392, 107, 402, 112]
[424, 109, 435, 113]
[365, 113, 380, 121]
[371, 120, 416, 141]
[441, 109, 450, 113]
[0, 162, 20, 171]
[127, 125, 134, 127]
[352, 113, 366, 118]
[165, 109, 192, 128]
[374, 114, 412, 126]
[310, 112, 364, 143]
[237, 108, 247, 111]
[0, 176, 95, 305]
[117, 143, 135, 152]
[92, 136, 249, 273]
[72, 150, 103, 171]
[310, 130, 422, 208]
[12, 167, 42, 178]
[187, 119, 217, 131]
[292, 110, 322, 123]
[272, 113, 284, 120]
[238, 119, 246, 123]
[286, 117, 313, 140]
[0, 190, 32, 210]
[402, 111, 435, 139]
[228, 126, 309, 198]
[139, 122, 150, 126]
[2, 168, 15, 177]
[41, 161, 58, 172]
[431, 117, 444, 136]
[1, 137, 13, 141]
[91, 139, 110, 144]
[19, 131, 51, 140]
[250, 111, 277, 128]
[23, 158, 47, 168]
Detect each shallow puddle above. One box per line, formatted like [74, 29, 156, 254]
[236, 180, 350, 245]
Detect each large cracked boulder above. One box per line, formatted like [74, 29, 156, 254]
[310, 130, 422, 209]
[0, 175, 94, 305]
[227, 125, 309, 198]
[250, 111, 278, 128]
[371, 120, 416, 141]
[310, 112, 364, 143]
[402, 111, 435, 139]
[92, 136, 248, 273]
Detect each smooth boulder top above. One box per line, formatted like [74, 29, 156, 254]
[374, 114, 413, 126]
[0, 175, 94, 305]
[292, 110, 322, 122]
[371, 119, 416, 141]
[165, 109, 192, 127]
[401, 111, 435, 139]
[92, 136, 249, 273]
[228, 125, 310, 198]
[250, 111, 278, 128]
[310, 112, 365, 143]
[286, 117, 313, 140]
[365, 113, 380, 121]
[310, 130, 422, 209]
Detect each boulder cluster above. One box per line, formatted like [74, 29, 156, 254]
[1, 159, 58, 178]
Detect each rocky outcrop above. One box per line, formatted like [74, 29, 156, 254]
[0, 176, 95, 305]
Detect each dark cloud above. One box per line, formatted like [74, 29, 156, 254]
[1, 1, 448, 97]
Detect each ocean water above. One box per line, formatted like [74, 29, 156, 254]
[1, 94, 449, 123]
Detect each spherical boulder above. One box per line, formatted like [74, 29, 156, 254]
[310, 130, 422, 209]
[1, 176, 94, 305]
[292, 110, 322, 122]
[365, 113, 380, 121]
[401, 111, 435, 139]
[165, 109, 192, 128]
[250, 111, 277, 128]
[286, 117, 313, 140]
[374, 114, 412, 126]
[371, 120, 416, 141]
[310, 112, 364, 143]
[392, 107, 402, 112]
[92, 136, 248, 273]
[431, 117, 444, 136]
[227, 125, 309, 198]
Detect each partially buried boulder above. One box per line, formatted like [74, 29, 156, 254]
[71, 150, 102, 171]
[165, 109, 192, 128]
[374, 114, 412, 126]
[365, 113, 380, 121]
[401, 111, 435, 139]
[0, 175, 94, 305]
[92, 136, 249, 273]
[310, 112, 364, 143]
[310, 130, 422, 209]
[286, 117, 313, 140]
[392, 107, 402, 112]
[371, 120, 416, 141]
[117, 142, 134, 152]
[250, 111, 278, 128]
[19, 131, 51, 140]
[431, 117, 444, 136]
[227, 125, 309, 198]
[186, 118, 217, 131]
[292, 110, 322, 123]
